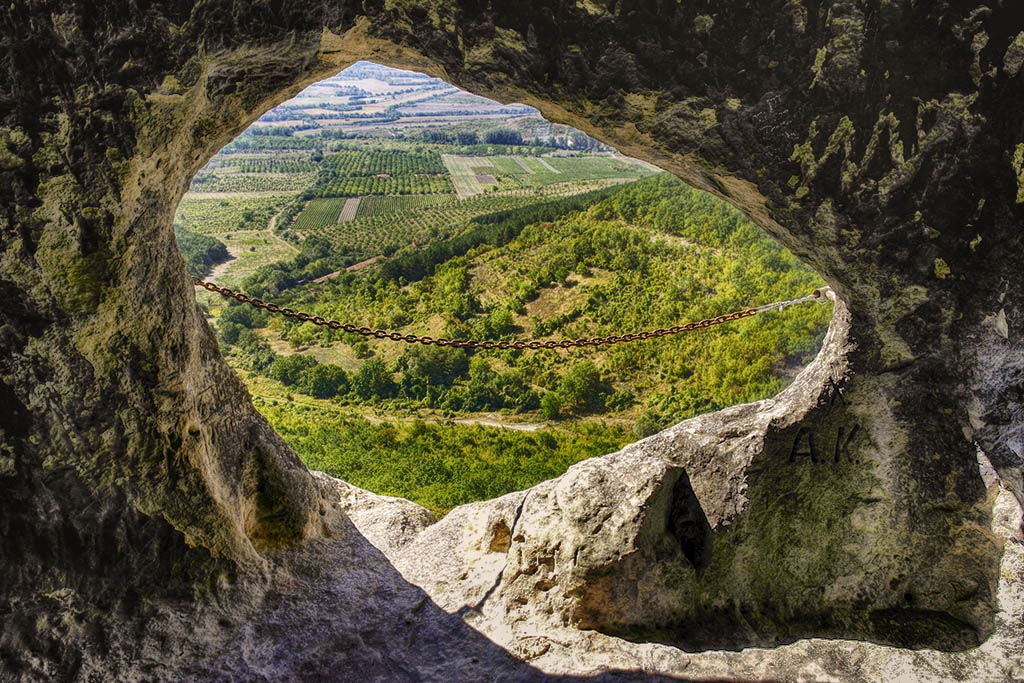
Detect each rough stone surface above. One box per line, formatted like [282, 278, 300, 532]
[312, 471, 436, 553]
[2, 2, 1023, 681]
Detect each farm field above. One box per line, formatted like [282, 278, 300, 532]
[220, 155, 319, 174]
[321, 148, 448, 176]
[356, 194, 453, 216]
[316, 147, 453, 197]
[511, 156, 535, 173]
[535, 157, 559, 173]
[338, 198, 361, 222]
[204, 229, 298, 290]
[316, 174, 453, 197]
[290, 198, 352, 234]
[189, 172, 316, 193]
[268, 138, 657, 261]
[443, 153, 652, 197]
[442, 155, 495, 198]
[174, 195, 291, 234]
[290, 178, 637, 259]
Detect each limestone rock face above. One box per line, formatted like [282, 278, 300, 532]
[1, 1, 1023, 680]
[394, 300, 1002, 655]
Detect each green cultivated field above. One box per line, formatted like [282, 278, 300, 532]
[190, 173, 315, 193]
[315, 148, 454, 197]
[444, 153, 652, 197]
[292, 179, 631, 259]
[357, 194, 453, 216]
[316, 175, 453, 197]
[291, 198, 352, 233]
[174, 195, 290, 234]
[224, 156, 320, 173]
[443, 154, 496, 198]
[321, 148, 448, 176]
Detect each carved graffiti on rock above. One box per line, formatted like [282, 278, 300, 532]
[788, 422, 863, 464]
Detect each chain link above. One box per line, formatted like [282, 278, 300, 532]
[193, 277, 826, 350]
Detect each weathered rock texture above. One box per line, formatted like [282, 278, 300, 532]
[1, 1, 1023, 681]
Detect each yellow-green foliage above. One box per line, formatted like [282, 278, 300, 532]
[237, 174, 831, 429]
[257, 400, 630, 517]
[1013, 143, 1024, 203]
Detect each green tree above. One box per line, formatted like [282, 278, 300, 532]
[430, 260, 477, 320]
[398, 345, 469, 388]
[235, 329, 264, 351]
[288, 321, 321, 349]
[556, 360, 611, 415]
[634, 409, 665, 439]
[465, 356, 500, 410]
[351, 359, 397, 400]
[352, 340, 373, 358]
[174, 227, 229, 277]
[479, 307, 516, 338]
[217, 321, 244, 346]
[248, 347, 277, 374]
[271, 354, 319, 387]
[605, 388, 635, 411]
[299, 364, 350, 399]
[220, 303, 268, 328]
[540, 392, 561, 420]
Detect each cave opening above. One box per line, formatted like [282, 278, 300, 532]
[4, 5, 1021, 677]
[177, 60, 833, 520]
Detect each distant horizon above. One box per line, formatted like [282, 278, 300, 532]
[260, 60, 540, 123]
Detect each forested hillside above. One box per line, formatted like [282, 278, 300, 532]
[209, 174, 831, 514]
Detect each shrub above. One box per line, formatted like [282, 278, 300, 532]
[300, 364, 350, 399]
[540, 392, 562, 420]
[351, 359, 397, 400]
[271, 354, 319, 386]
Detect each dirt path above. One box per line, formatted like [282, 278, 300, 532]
[265, 209, 300, 250]
[206, 255, 237, 282]
[338, 197, 361, 222]
[512, 156, 535, 174]
[535, 157, 560, 173]
[207, 208, 299, 285]
[453, 416, 543, 431]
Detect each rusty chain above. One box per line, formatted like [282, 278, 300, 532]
[193, 277, 826, 351]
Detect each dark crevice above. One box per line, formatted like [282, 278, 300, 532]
[666, 470, 712, 574]
[0, 380, 31, 439]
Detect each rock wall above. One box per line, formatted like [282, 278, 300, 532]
[1, 1, 1022, 680]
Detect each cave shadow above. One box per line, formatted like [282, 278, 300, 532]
[178, 525, 746, 682]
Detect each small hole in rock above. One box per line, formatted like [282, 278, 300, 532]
[487, 520, 512, 553]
